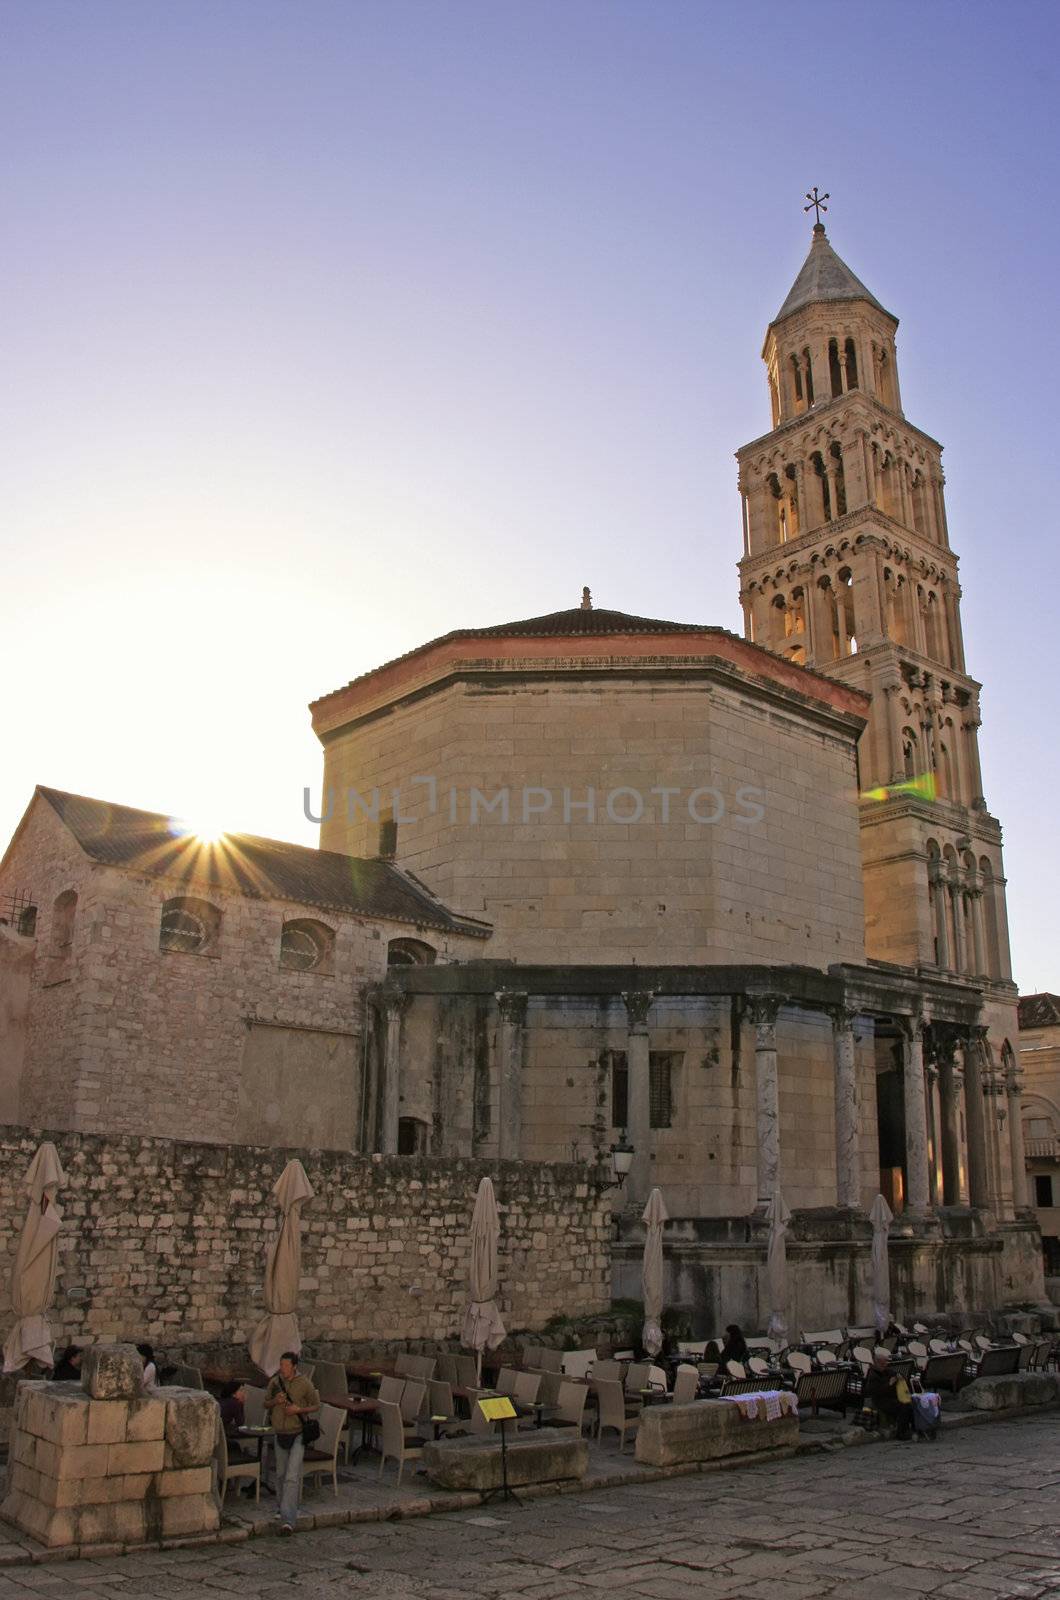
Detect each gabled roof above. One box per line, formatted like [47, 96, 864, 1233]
[1018, 993, 1060, 1030]
[773, 225, 894, 326]
[32, 786, 490, 939]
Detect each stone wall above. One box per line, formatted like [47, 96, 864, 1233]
[0, 1128, 611, 1354]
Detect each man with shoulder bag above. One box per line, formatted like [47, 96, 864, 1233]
[265, 1351, 321, 1534]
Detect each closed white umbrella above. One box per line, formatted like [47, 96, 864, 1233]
[248, 1159, 314, 1377]
[3, 1142, 65, 1374]
[641, 1187, 669, 1357]
[765, 1188, 791, 1345]
[461, 1177, 506, 1383]
[870, 1193, 894, 1333]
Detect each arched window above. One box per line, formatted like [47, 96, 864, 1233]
[803, 346, 815, 406]
[902, 727, 919, 781]
[51, 890, 77, 955]
[828, 337, 843, 398]
[159, 896, 221, 956]
[811, 451, 831, 521]
[790, 353, 804, 408]
[829, 441, 847, 516]
[844, 337, 859, 388]
[279, 918, 335, 974]
[387, 937, 436, 968]
[783, 462, 800, 536]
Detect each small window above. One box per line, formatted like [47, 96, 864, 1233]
[397, 1116, 428, 1155]
[159, 896, 220, 956]
[1035, 1175, 1054, 1209]
[387, 937, 436, 968]
[1029, 1118, 1052, 1140]
[17, 904, 37, 938]
[650, 1052, 677, 1129]
[609, 1050, 629, 1128]
[279, 918, 335, 974]
[51, 890, 78, 955]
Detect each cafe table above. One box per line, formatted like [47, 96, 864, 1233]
[321, 1393, 381, 1461]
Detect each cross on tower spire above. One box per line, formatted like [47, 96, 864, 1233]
[804, 187, 829, 227]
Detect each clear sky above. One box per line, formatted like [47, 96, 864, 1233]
[2, 0, 1057, 990]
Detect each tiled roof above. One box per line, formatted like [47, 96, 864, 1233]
[36, 787, 490, 938]
[774, 226, 893, 325]
[1018, 993, 1060, 1030]
[311, 607, 732, 708]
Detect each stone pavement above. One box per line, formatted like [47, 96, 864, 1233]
[0, 1413, 1059, 1598]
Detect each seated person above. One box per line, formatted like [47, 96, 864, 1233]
[863, 1352, 913, 1440]
[218, 1380, 246, 1435]
[718, 1324, 749, 1366]
[136, 1344, 159, 1387]
[52, 1344, 84, 1382]
[218, 1381, 255, 1476]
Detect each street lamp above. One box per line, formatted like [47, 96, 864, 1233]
[609, 1130, 635, 1188]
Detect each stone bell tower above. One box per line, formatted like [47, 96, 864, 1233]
[736, 216, 1022, 1104]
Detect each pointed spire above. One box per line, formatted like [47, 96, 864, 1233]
[772, 225, 894, 326]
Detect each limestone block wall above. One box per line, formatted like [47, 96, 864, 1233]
[0, 1129, 610, 1350]
[320, 672, 866, 969]
[0, 801, 482, 1149]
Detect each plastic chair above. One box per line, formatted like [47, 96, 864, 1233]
[377, 1400, 423, 1484]
[244, 1385, 267, 1428]
[787, 1351, 812, 1376]
[673, 1365, 699, 1404]
[513, 1371, 541, 1409]
[551, 1379, 589, 1430]
[301, 1404, 344, 1497]
[219, 1433, 260, 1502]
[312, 1361, 348, 1402]
[399, 1379, 427, 1432]
[497, 1367, 520, 1397]
[596, 1379, 640, 1452]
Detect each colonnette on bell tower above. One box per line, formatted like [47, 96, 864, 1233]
[736, 210, 1017, 1079]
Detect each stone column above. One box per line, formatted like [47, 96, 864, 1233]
[900, 1016, 931, 1213]
[969, 889, 986, 976]
[925, 1060, 943, 1205]
[963, 697, 986, 808]
[937, 1039, 962, 1205]
[496, 991, 528, 1160]
[951, 883, 968, 973]
[381, 990, 405, 1154]
[1005, 1057, 1029, 1210]
[623, 991, 653, 1203]
[941, 870, 954, 966]
[749, 995, 783, 1207]
[883, 680, 905, 783]
[962, 1030, 990, 1209]
[831, 1007, 861, 1209]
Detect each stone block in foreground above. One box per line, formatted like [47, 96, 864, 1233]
[0, 1365, 219, 1549]
[949, 1372, 1060, 1412]
[635, 1399, 798, 1467]
[422, 1428, 587, 1490]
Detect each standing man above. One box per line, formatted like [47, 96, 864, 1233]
[265, 1351, 320, 1534]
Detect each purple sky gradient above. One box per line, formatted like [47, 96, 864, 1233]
[2, 0, 1057, 988]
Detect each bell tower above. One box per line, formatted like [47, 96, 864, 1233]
[736, 217, 1017, 1014]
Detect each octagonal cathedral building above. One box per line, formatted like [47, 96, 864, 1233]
[309, 223, 1040, 1328]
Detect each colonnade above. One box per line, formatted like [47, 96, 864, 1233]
[370, 984, 1027, 1220]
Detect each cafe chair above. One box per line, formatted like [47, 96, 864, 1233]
[376, 1400, 424, 1484]
[301, 1404, 345, 1498]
